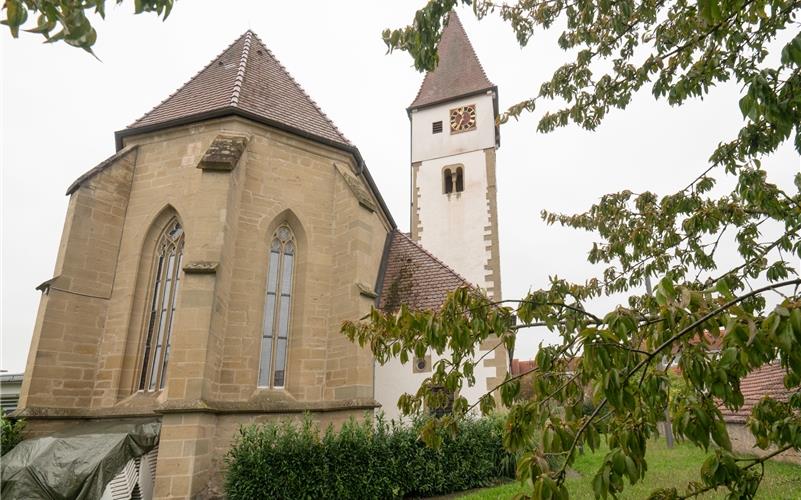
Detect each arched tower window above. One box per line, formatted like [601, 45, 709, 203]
[139, 219, 184, 391]
[259, 225, 296, 388]
[443, 168, 453, 194]
[455, 167, 464, 192]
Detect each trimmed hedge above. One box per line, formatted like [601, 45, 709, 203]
[224, 414, 513, 499]
[0, 414, 25, 456]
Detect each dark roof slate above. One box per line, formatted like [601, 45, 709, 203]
[129, 31, 350, 147]
[378, 231, 471, 312]
[409, 11, 495, 110]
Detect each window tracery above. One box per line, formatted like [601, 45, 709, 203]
[259, 225, 296, 388]
[139, 219, 183, 391]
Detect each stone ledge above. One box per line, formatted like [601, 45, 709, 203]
[183, 261, 219, 274]
[355, 282, 378, 299]
[334, 163, 376, 212]
[197, 135, 248, 171]
[35, 275, 60, 293]
[13, 406, 159, 420]
[14, 398, 380, 419]
[157, 397, 380, 415]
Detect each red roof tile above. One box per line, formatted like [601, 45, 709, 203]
[510, 356, 581, 376]
[511, 359, 536, 376]
[409, 11, 495, 110]
[129, 31, 349, 147]
[720, 362, 797, 423]
[378, 231, 471, 312]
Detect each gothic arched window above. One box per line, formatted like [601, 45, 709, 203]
[455, 167, 464, 192]
[443, 168, 454, 194]
[259, 225, 296, 388]
[139, 219, 184, 391]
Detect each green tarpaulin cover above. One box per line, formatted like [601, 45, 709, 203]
[1, 418, 160, 500]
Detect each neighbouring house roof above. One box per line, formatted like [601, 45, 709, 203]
[408, 11, 495, 110]
[127, 31, 349, 147]
[510, 357, 581, 376]
[720, 362, 796, 424]
[687, 327, 725, 352]
[0, 373, 24, 383]
[377, 231, 471, 312]
[1, 373, 24, 414]
[511, 359, 536, 376]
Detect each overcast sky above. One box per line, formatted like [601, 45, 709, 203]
[1, 1, 798, 374]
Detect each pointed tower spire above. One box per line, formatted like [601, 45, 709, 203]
[407, 9, 502, 299]
[409, 11, 495, 110]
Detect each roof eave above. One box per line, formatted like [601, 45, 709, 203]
[407, 85, 501, 149]
[406, 85, 496, 114]
[373, 230, 396, 309]
[114, 108, 397, 230]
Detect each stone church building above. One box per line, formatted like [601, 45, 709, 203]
[15, 12, 506, 498]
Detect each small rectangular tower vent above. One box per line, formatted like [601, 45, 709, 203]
[432, 121, 443, 134]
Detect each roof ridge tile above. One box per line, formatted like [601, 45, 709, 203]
[450, 12, 492, 85]
[129, 32, 247, 127]
[230, 31, 253, 107]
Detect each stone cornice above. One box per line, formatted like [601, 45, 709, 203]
[15, 398, 380, 420]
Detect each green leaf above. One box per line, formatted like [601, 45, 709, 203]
[738, 94, 754, 120]
[624, 455, 638, 484]
[781, 32, 801, 66]
[711, 421, 732, 451]
[715, 279, 735, 301]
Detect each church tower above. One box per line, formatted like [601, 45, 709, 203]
[409, 11, 502, 299]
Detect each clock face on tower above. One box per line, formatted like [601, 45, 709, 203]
[449, 105, 477, 133]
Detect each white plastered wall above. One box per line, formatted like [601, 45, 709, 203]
[410, 93, 496, 164]
[375, 350, 495, 421]
[374, 92, 501, 421]
[415, 149, 493, 289]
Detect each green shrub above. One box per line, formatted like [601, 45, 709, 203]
[225, 414, 513, 499]
[1, 414, 25, 456]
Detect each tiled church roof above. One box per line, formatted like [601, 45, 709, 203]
[128, 31, 350, 148]
[720, 362, 796, 424]
[378, 231, 471, 312]
[109, 30, 396, 228]
[409, 11, 495, 110]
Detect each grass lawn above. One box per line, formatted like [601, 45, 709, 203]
[459, 439, 801, 499]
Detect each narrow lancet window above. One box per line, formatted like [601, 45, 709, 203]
[443, 168, 453, 194]
[455, 167, 464, 192]
[259, 225, 296, 388]
[139, 219, 184, 391]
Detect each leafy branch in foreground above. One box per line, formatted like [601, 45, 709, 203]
[2, 0, 173, 52]
[344, 277, 801, 499]
[343, 1, 801, 499]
